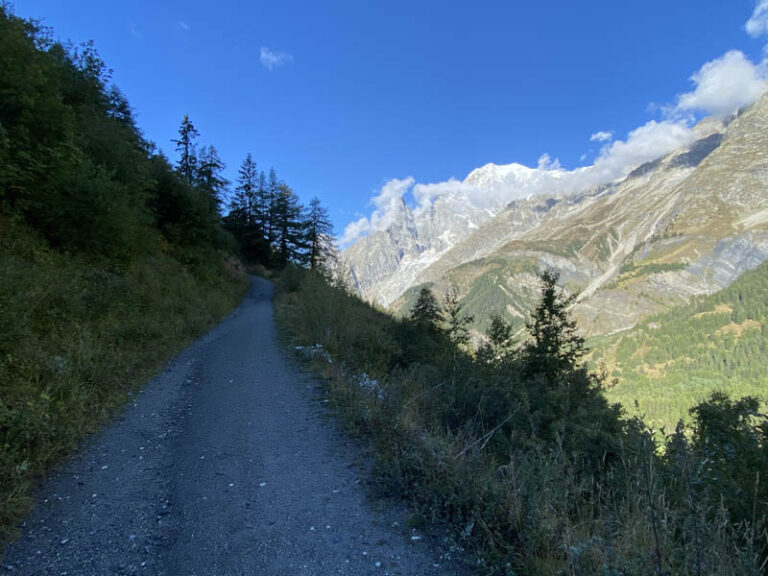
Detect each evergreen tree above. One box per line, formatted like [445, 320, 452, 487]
[272, 183, 307, 267]
[234, 153, 258, 225]
[409, 287, 443, 331]
[478, 314, 514, 365]
[105, 86, 136, 128]
[523, 267, 585, 380]
[443, 286, 474, 396]
[172, 114, 199, 188]
[256, 170, 269, 235]
[224, 153, 271, 263]
[444, 287, 473, 347]
[305, 196, 335, 273]
[265, 168, 281, 246]
[521, 268, 620, 455]
[196, 145, 228, 217]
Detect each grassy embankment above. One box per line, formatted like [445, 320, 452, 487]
[275, 266, 767, 575]
[0, 6, 248, 544]
[0, 216, 247, 542]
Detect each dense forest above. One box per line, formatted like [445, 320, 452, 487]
[593, 261, 768, 430]
[278, 266, 768, 574]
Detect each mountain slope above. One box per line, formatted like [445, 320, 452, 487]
[375, 94, 768, 340]
[593, 259, 768, 430]
[343, 163, 554, 306]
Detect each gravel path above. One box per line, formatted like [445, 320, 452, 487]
[3, 277, 471, 575]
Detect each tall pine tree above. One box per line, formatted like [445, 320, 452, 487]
[523, 267, 585, 380]
[172, 114, 198, 188]
[265, 168, 281, 247]
[272, 183, 307, 267]
[234, 153, 258, 225]
[196, 145, 228, 217]
[225, 153, 270, 263]
[409, 287, 443, 332]
[305, 196, 335, 273]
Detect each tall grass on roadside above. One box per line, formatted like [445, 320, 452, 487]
[275, 266, 767, 575]
[0, 217, 248, 544]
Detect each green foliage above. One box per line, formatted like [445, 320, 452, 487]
[408, 287, 443, 331]
[222, 160, 336, 272]
[196, 144, 228, 216]
[224, 153, 271, 264]
[0, 6, 231, 260]
[443, 286, 474, 347]
[662, 393, 768, 568]
[273, 184, 308, 267]
[597, 261, 768, 430]
[523, 268, 586, 378]
[305, 196, 336, 275]
[0, 217, 247, 544]
[0, 6, 248, 545]
[173, 114, 199, 188]
[681, 393, 767, 525]
[275, 266, 767, 574]
[477, 314, 514, 366]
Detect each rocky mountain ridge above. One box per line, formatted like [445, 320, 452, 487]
[343, 163, 552, 306]
[344, 93, 768, 337]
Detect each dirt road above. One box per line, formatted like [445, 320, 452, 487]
[3, 277, 469, 575]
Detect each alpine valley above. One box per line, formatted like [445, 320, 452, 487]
[343, 92, 768, 427]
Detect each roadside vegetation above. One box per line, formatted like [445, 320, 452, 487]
[276, 266, 767, 575]
[0, 7, 248, 544]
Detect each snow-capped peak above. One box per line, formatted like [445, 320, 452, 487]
[463, 162, 539, 189]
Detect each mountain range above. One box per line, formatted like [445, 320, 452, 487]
[343, 93, 768, 341]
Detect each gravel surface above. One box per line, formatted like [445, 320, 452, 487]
[3, 277, 472, 575]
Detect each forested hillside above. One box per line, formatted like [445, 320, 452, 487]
[0, 7, 250, 543]
[594, 260, 768, 430]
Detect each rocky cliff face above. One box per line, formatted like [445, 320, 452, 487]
[344, 93, 768, 336]
[343, 163, 551, 306]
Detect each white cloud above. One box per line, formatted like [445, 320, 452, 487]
[674, 50, 767, 117]
[537, 153, 561, 171]
[412, 179, 471, 210]
[339, 118, 699, 247]
[128, 23, 142, 40]
[178, 20, 191, 32]
[340, 178, 414, 245]
[519, 120, 696, 200]
[590, 131, 613, 142]
[340, 5, 768, 248]
[260, 47, 294, 70]
[339, 217, 372, 246]
[597, 121, 694, 173]
[747, 0, 768, 37]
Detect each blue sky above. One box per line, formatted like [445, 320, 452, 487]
[14, 1, 768, 238]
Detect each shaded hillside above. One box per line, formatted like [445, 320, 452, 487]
[277, 266, 768, 575]
[0, 7, 247, 543]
